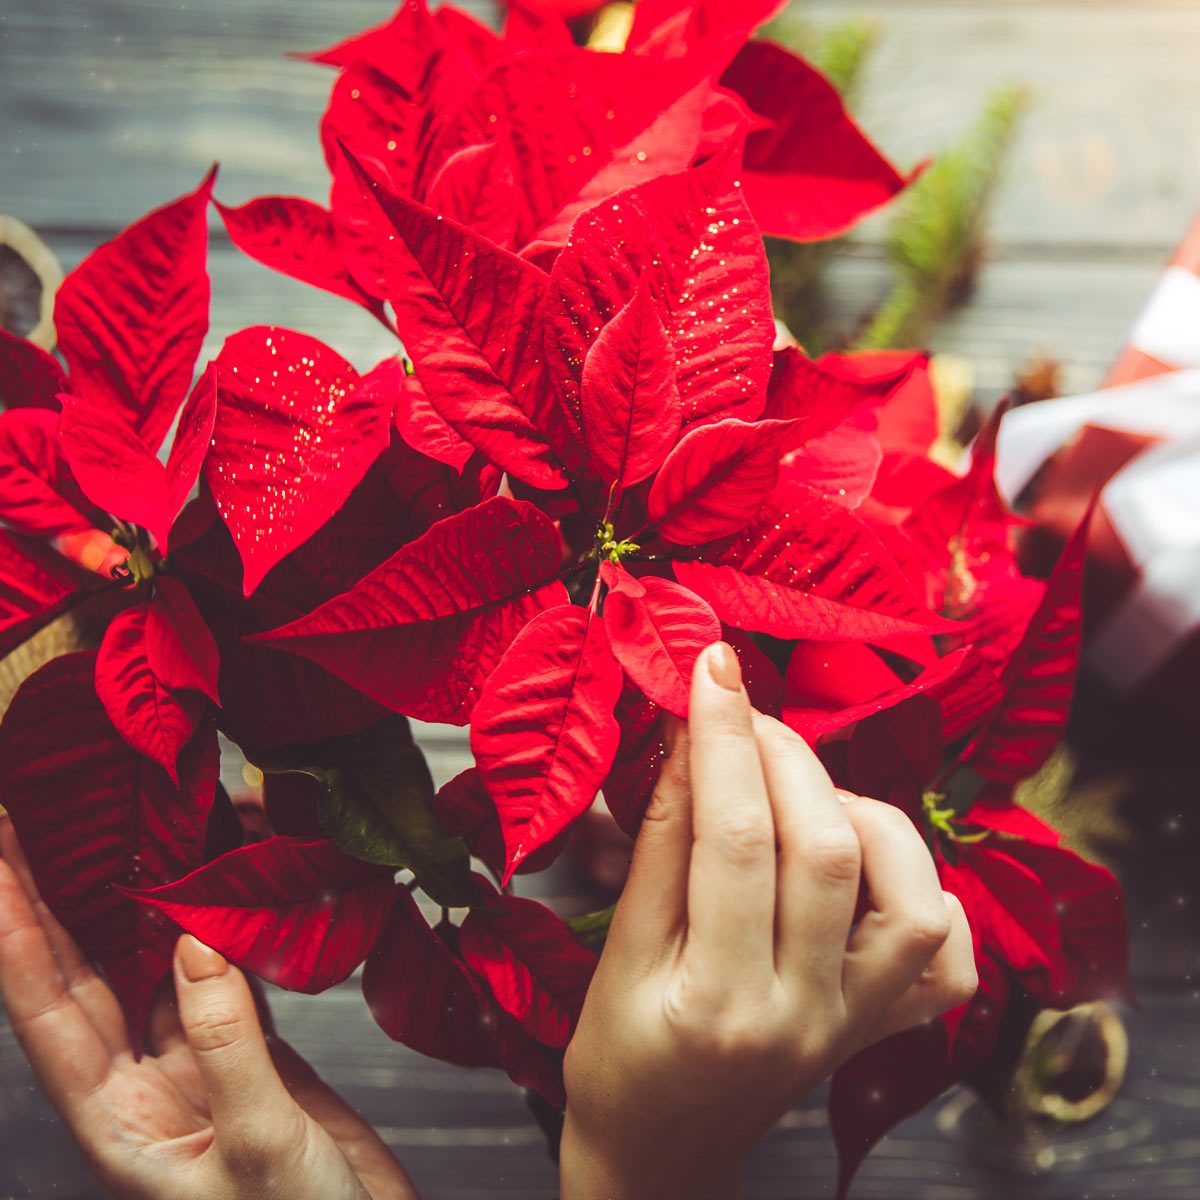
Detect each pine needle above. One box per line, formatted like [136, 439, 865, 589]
[857, 85, 1028, 351]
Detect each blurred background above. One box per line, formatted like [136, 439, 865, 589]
[3, 1, 1200, 1196]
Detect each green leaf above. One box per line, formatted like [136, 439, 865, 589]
[246, 717, 473, 907]
[566, 903, 617, 941]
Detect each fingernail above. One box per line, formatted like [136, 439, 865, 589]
[835, 790, 858, 805]
[177, 934, 228, 982]
[705, 642, 742, 692]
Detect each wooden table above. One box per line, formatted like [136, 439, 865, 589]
[3, 1, 1200, 1196]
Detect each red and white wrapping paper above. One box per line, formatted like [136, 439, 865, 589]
[997, 213, 1200, 701]
[1106, 213, 1200, 387]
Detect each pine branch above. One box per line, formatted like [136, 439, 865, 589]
[857, 85, 1028, 351]
[763, 17, 880, 351]
[760, 14, 878, 102]
[802, 17, 879, 102]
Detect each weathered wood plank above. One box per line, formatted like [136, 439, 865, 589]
[1, 1, 1194, 1195]
[804, 2, 1200, 250]
[3, 1, 1200, 251]
[2, 987, 1197, 1198]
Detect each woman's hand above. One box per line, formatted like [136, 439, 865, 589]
[560, 642, 978, 1200]
[0, 814, 417, 1200]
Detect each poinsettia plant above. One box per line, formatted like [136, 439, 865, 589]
[0, 0, 1130, 1192]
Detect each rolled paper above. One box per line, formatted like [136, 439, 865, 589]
[996, 206, 1200, 707]
[1106, 211, 1200, 387]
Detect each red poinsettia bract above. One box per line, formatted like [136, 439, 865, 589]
[0, 1, 1132, 1173]
[258, 148, 949, 877]
[219, 0, 914, 320]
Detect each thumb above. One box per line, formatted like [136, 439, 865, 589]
[174, 935, 303, 1168]
[606, 715, 693, 969]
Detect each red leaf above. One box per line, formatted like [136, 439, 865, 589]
[835, 351, 937, 455]
[363, 888, 566, 1103]
[0, 531, 97, 657]
[257, 497, 568, 724]
[844, 694, 944, 813]
[58, 370, 216, 552]
[903, 405, 1014, 609]
[581, 283, 681, 487]
[600, 561, 719, 717]
[0, 408, 99, 536]
[95, 604, 206, 783]
[170, 451, 464, 751]
[784, 640, 901, 721]
[945, 847, 1061, 985]
[364, 887, 503, 1068]
[301, 0, 443, 79]
[54, 170, 213, 451]
[763, 346, 895, 440]
[217, 195, 389, 324]
[648, 417, 795, 544]
[189, 573, 389, 752]
[162, 368, 219, 534]
[125, 837, 394, 993]
[626, 0, 785, 52]
[382, 359, 474, 473]
[785, 646, 986, 745]
[503, 0, 576, 46]
[981, 832, 1132, 1007]
[675, 486, 951, 640]
[722, 41, 912, 241]
[146, 577, 220, 704]
[545, 155, 774, 430]
[322, 73, 427, 294]
[780, 405, 882, 509]
[965, 507, 1090, 782]
[460, 876, 596, 1049]
[434, 6, 503, 70]
[341, 150, 566, 490]
[831, 1021, 947, 1198]
[946, 571, 1047, 679]
[0, 329, 67, 410]
[723, 626, 784, 718]
[425, 140, 519, 249]
[206, 327, 392, 596]
[434, 768, 566, 879]
[934, 651, 1006, 742]
[830, 956, 1007, 1198]
[602, 682, 664, 837]
[471, 604, 623, 878]
[433, 49, 714, 250]
[0, 651, 218, 1042]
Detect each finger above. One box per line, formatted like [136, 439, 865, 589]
[862, 893, 977, 1047]
[268, 1038, 416, 1197]
[686, 643, 776, 984]
[173, 935, 306, 1171]
[606, 715, 692, 971]
[142, 979, 215, 1119]
[751, 714, 860, 991]
[840, 799, 953, 1031]
[0, 855, 112, 1126]
[0, 814, 128, 1056]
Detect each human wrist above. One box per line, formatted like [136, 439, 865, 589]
[559, 1110, 742, 1200]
